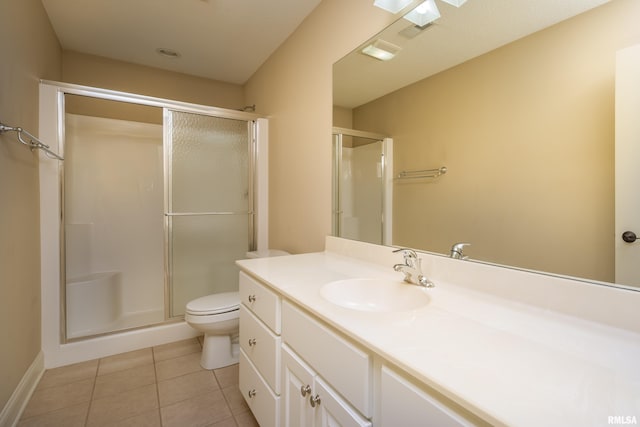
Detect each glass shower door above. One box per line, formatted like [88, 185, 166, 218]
[333, 132, 386, 245]
[165, 110, 254, 317]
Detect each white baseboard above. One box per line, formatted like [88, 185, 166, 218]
[0, 351, 45, 427]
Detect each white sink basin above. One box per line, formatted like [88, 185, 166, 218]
[320, 278, 430, 312]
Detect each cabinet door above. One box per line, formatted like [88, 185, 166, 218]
[314, 377, 372, 427]
[282, 345, 315, 427]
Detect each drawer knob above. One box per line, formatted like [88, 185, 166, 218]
[300, 385, 311, 397]
[309, 394, 322, 408]
[248, 338, 257, 347]
[248, 294, 256, 303]
[248, 389, 257, 399]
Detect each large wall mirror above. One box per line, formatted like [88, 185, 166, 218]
[332, 0, 640, 290]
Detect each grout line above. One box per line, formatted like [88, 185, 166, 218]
[151, 345, 164, 427]
[83, 359, 100, 426]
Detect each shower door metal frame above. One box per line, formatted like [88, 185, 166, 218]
[331, 127, 393, 246]
[42, 80, 263, 344]
[163, 109, 257, 319]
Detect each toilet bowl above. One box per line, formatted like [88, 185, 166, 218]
[185, 292, 240, 370]
[185, 249, 289, 370]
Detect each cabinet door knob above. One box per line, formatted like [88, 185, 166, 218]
[248, 389, 257, 398]
[300, 385, 311, 397]
[309, 394, 322, 408]
[248, 294, 256, 303]
[248, 338, 257, 347]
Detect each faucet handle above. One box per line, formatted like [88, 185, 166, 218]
[392, 247, 418, 260]
[450, 242, 471, 259]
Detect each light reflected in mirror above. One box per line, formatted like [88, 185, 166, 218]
[332, 0, 640, 289]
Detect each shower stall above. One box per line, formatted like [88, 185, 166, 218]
[39, 82, 268, 367]
[332, 127, 393, 246]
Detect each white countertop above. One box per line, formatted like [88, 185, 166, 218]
[237, 246, 640, 427]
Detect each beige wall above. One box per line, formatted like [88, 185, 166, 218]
[333, 106, 353, 129]
[352, 0, 640, 282]
[62, 51, 244, 110]
[245, 0, 395, 254]
[0, 0, 61, 410]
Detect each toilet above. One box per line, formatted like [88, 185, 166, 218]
[185, 249, 289, 370]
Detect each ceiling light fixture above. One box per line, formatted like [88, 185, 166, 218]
[439, 0, 467, 7]
[403, 0, 440, 27]
[361, 39, 402, 61]
[156, 48, 181, 58]
[373, 0, 415, 13]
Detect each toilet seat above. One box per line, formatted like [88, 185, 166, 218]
[185, 291, 239, 316]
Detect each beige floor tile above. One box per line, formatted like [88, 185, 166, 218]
[155, 351, 204, 381]
[210, 416, 238, 427]
[234, 409, 259, 427]
[20, 340, 246, 427]
[18, 402, 89, 427]
[214, 364, 239, 388]
[93, 363, 156, 400]
[158, 370, 219, 407]
[97, 348, 153, 376]
[102, 409, 162, 427]
[153, 337, 201, 362]
[222, 384, 249, 415]
[86, 383, 158, 426]
[160, 390, 232, 427]
[37, 359, 98, 390]
[22, 378, 94, 418]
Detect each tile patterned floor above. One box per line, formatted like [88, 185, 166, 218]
[18, 338, 258, 427]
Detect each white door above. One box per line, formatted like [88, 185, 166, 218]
[615, 44, 640, 287]
[282, 345, 315, 427]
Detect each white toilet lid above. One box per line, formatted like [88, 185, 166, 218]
[186, 291, 240, 315]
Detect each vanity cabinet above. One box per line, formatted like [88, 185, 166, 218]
[282, 344, 371, 427]
[238, 272, 282, 427]
[280, 300, 372, 426]
[281, 301, 372, 418]
[239, 271, 486, 427]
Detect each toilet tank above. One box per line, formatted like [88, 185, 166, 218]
[245, 249, 289, 259]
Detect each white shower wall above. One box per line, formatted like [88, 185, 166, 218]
[64, 114, 164, 326]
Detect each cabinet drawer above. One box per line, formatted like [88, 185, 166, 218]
[282, 301, 372, 418]
[239, 271, 281, 333]
[239, 349, 280, 427]
[381, 365, 483, 427]
[239, 304, 281, 394]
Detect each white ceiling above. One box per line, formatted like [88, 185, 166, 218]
[41, 0, 321, 85]
[334, 0, 611, 108]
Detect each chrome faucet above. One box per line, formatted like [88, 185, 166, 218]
[392, 248, 434, 288]
[450, 242, 471, 259]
